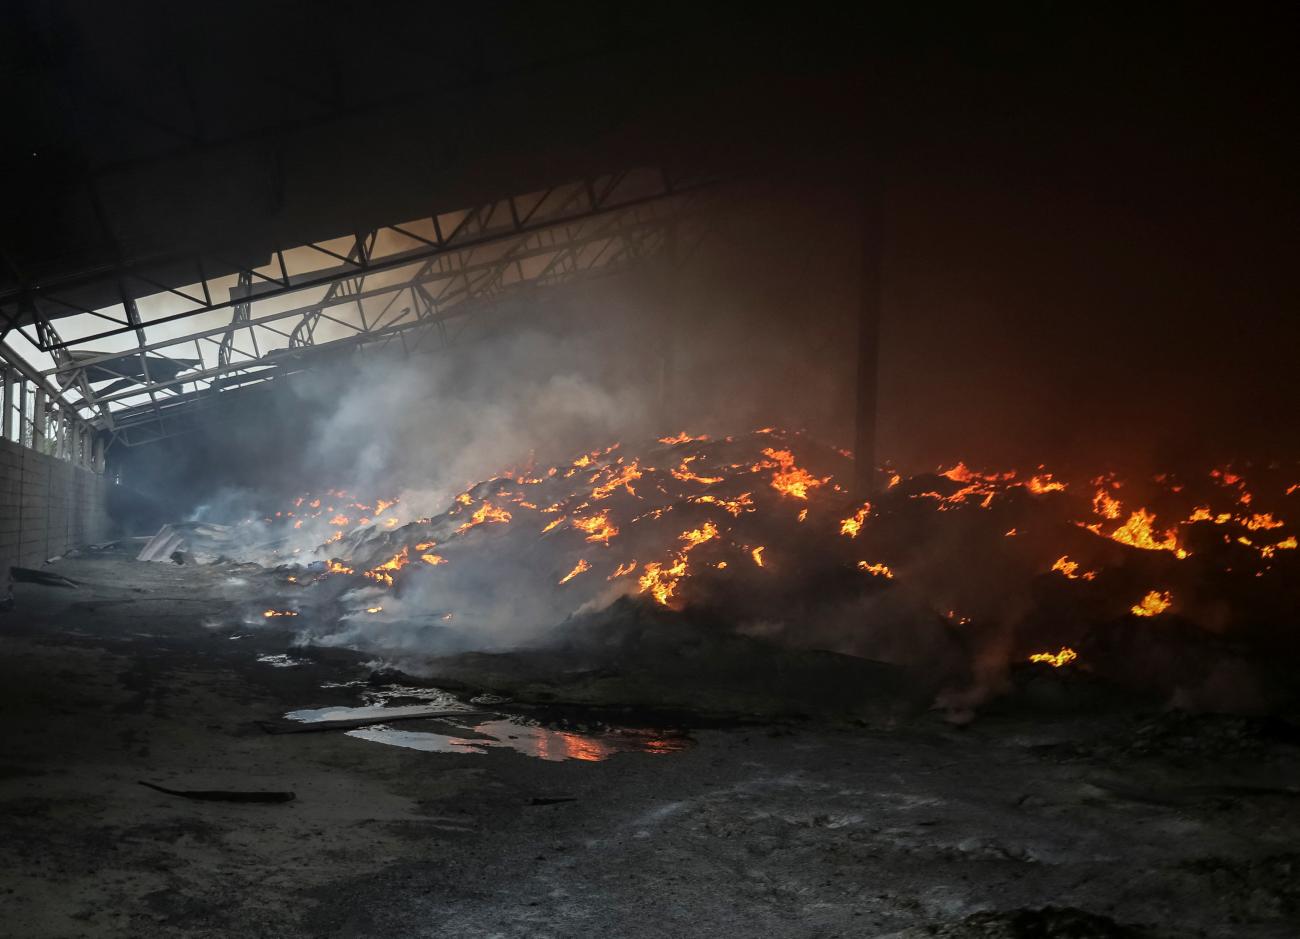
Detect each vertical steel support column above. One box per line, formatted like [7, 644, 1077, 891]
[32, 388, 46, 452]
[19, 379, 28, 446]
[657, 221, 679, 432]
[1, 368, 11, 441]
[853, 177, 883, 496]
[93, 436, 106, 474]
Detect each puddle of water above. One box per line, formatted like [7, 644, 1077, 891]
[346, 718, 689, 762]
[347, 726, 492, 756]
[257, 654, 308, 668]
[283, 684, 690, 762]
[285, 703, 470, 723]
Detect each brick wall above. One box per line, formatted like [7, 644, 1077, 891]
[0, 437, 111, 572]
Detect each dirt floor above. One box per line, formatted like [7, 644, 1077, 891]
[2, 548, 1299, 938]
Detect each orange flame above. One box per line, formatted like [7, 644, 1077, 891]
[671, 456, 723, 486]
[856, 561, 893, 578]
[760, 448, 826, 500]
[1107, 509, 1187, 558]
[1051, 555, 1097, 581]
[638, 557, 688, 606]
[365, 547, 410, 586]
[571, 511, 619, 544]
[608, 560, 637, 580]
[689, 492, 754, 516]
[1028, 647, 1077, 667]
[1131, 589, 1172, 617]
[1025, 474, 1066, 494]
[1092, 489, 1123, 520]
[456, 502, 512, 534]
[592, 460, 644, 500]
[679, 520, 719, 549]
[558, 559, 591, 585]
[840, 503, 871, 538]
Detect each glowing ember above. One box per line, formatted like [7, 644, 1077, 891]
[558, 559, 591, 585]
[1131, 589, 1173, 617]
[262, 609, 298, 618]
[856, 561, 893, 578]
[751, 546, 765, 567]
[1028, 647, 1078, 667]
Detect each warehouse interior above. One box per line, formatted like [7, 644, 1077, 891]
[3, 4, 1299, 937]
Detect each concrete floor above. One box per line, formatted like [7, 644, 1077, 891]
[2, 548, 1298, 938]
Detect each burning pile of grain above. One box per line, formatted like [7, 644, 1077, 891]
[248, 428, 1300, 713]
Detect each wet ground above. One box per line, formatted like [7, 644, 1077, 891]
[2, 548, 1298, 938]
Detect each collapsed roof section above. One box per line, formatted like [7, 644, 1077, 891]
[1, 167, 719, 446]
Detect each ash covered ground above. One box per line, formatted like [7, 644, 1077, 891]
[2, 547, 1299, 938]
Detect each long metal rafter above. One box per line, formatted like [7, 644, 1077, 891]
[75, 172, 718, 446]
[7, 168, 711, 352]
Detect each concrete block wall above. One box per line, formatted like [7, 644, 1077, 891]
[0, 437, 111, 572]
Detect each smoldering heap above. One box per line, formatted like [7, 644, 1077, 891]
[247, 428, 1300, 716]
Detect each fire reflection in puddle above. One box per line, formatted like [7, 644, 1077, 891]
[284, 685, 691, 761]
[349, 718, 689, 762]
